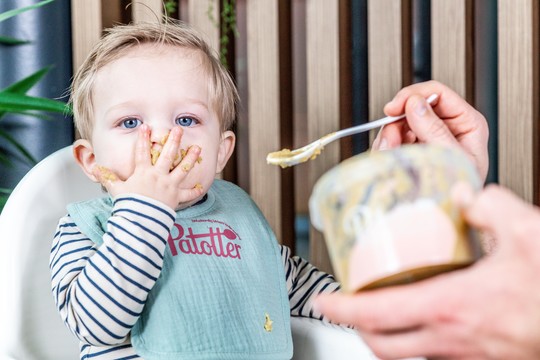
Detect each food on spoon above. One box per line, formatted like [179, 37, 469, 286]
[266, 146, 324, 168]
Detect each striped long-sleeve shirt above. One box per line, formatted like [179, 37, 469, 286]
[50, 195, 341, 360]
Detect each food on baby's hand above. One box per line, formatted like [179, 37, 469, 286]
[150, 134, 202, 168]
[181, 163, 192, 172]
[151, 133, 174, 166]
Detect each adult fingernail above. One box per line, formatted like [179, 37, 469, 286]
[415, 99, 428, 117]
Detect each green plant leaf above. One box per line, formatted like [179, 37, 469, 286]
[0, 194, 8, 212]
[0, 128, 37, 165]
[0, 110, 54, 121]
[0, 188, 11, 195]
[2, 67, 51, 94]
[0, 92, 68, 114]
[0, 0, 55, 23]
[0, 67, 53, 120]
[0, 152, 10, 166]
[0, 35, 29, 45]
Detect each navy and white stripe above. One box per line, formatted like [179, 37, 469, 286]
[50, 195, 341, 359]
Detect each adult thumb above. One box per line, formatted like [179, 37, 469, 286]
[405, 94, 460, 148]
[454, 183, 540, 248]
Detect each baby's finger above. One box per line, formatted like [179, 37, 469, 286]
[172, 145, 202, 175]
[135, 124, 151, 166]
[177, 183, 205, 205]
[155, 127, 183, 172]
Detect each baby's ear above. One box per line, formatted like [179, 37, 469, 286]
[216, 130, 236, 174]
[73, 139, 99, 183]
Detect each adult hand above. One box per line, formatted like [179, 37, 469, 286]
[94, 125, 203, 210]
[314, 185, 540, 359]
[373, 81, 489, 182]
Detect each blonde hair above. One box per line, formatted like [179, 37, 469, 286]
[70, 20, 238, 139]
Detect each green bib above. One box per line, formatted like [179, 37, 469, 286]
[68, 179, 292, 359]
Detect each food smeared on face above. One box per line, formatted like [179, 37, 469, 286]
[150, 132, 203, 169]
[151, 133, 172, 166]
[96, 165, 118, 182]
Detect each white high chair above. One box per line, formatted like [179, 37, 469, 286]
[0, 146, 375, 360]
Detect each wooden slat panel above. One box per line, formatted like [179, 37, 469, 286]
[101, 0, 124, 29]
[132, 0, 163, 23]
[71, 0, 102, 71]
[431, 0, 473, 101]
[188, 1, 233, 182]
[246, 0, 294, 247]
[498, 0, 539, 203]
[306, 0, 341, 274]
[367, 0, 408, 122]
[188, 0, 220, 52]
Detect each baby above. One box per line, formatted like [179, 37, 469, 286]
[50, 20, 341, 359]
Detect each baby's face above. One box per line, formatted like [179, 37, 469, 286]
[89, 44, 229, 203]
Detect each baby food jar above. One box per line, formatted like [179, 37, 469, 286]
[309, 144, 484, 292]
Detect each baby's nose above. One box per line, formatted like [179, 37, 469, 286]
[150, 128, 172, 146]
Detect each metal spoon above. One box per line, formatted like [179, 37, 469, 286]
[266, 94, 438, 168]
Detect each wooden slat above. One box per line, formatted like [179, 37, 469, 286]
[431, 0, 474, 101]
[101, 0, 124, 29]
[132, 0, 163, 23]
[367, 0, 409, 122]
[498, 0, 539, 204]
[246, 0, 294, 248]
[188, 0, 220, 52]
[306, 0, 341, 274]
[71, 0, 102, 71]
[188, 1, 235, 181]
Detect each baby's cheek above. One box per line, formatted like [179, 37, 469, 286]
[97, 155, 135, 181]
[188, 161, 216, 188]
[114, 164, 136, 181]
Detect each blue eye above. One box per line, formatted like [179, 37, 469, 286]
[175, 116, 197, 127]
[120, 118, 141, 129]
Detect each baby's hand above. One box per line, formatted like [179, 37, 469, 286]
[93, 125, 203, 210]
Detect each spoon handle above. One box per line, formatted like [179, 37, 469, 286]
[326, 114, 405, 144]
[323, 93, 439, 146]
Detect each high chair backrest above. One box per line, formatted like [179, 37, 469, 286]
[0, 146, 101, 359]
